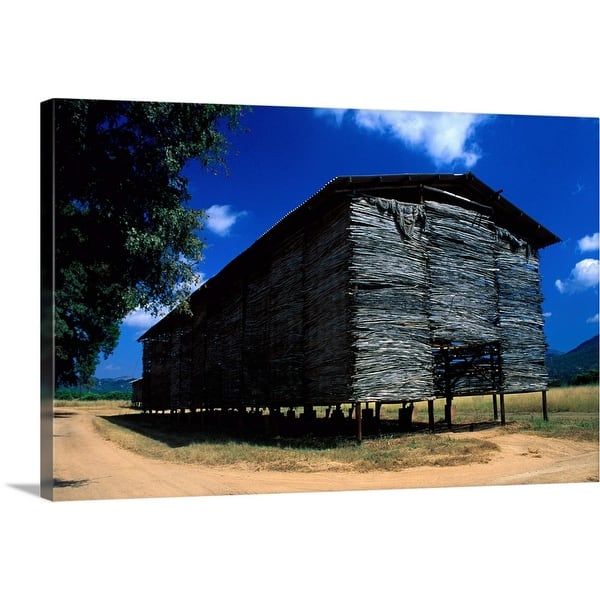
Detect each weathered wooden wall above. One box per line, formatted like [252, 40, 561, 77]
[348, 196, 433, 402]
[303, 203, 353, 403]
[347, 194, 548, 401]
[139, 185, 551, 413]
[425, 200, 499, 346]
[141, 333, 173, 411]
[496, 230, 547, 392]
[141, 199, 353, 411]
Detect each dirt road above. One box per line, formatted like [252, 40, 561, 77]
[52, 407, 599, 501]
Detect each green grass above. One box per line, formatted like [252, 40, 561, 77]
[515, 412, 598, 441]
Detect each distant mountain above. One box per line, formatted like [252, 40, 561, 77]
[546, 335, 599, 385]
[58, 376, 135, 394]
[91, 377, 135, 393]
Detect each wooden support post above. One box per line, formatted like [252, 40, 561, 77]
[542, 390, 548, 421]
[500, 393, 506, 425]
[428, 399, 435, 433]
[445, 393, 453, 430]
[356, 402, 362, 444]
[492, 393, 498, 421]
[443, 347, 453, 430]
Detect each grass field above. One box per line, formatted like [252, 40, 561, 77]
[56, 384, 598, 473]
[408, 385, 599, 442]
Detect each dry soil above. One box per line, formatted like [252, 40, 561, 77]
[52, 407, 599, 501]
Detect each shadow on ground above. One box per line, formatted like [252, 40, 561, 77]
[53, 478, 90, 488]
[100, 412, 505, 450]
[54, 411, 76, 418]
[7, 483, 40, 497]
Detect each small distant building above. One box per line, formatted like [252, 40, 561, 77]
[136, 173, 560, 432]
[131, 377, 144, 409]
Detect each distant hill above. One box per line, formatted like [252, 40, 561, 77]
[546, 335, 599, 385]
[91, 377, 135, 393]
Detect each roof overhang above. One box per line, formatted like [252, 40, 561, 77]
[311, 173, 561, 249]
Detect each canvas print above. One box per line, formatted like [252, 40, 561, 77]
[40, 99, 599, 501]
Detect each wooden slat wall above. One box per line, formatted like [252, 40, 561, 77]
[203, 282, 244, 407]
[168, 325, 193, 410]
[267, 229, 305, 404]
[190, 306, 207, 409]
[303, 203, 353, 404]
[496, 231, 548, 392]
[242, 264, 270, 404]
[349, 197, 433, 402]
[165, 200, 353, 410]
[142, 335, 172, 410]
[348, 195, 548, 401]
[425, 200, 499, 347]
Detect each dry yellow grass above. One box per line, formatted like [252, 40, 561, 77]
[92, 412, 498, 472]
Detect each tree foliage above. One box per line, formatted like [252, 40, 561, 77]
[51, 99, 245, 386]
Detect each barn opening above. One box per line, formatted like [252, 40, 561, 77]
[134, 173, 560, 440]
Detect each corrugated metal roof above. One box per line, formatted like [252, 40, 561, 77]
[311, 173, 560, 248]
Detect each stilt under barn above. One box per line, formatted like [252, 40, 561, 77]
[542, 389, 548, 421]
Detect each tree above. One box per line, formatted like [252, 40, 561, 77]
[47, 99, 245, 387]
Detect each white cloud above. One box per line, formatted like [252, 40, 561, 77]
[555, 258, 600, 293]
[122, 273, 206, 332]
[587, 313, 599, 324]
[206, 204, 248, 236]
[314, 107, 347, 126]
[318, 108, 489, 168]
[543, 312, 552, 318]
[123, 308, 166, 330]
[578, 232, 600, 253]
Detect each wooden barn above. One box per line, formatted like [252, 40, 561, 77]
[136, 173, 560, 435]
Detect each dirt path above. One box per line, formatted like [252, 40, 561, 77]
[52, 408, 599, 501]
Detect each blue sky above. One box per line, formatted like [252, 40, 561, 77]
[0, 1, 596, 587]
[95, 105, 599, 379]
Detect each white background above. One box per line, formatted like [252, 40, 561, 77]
[1, 2, 598, 598]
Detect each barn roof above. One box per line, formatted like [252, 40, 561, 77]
[139, 172, 560, 341]
[298, 172, 560, 248]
